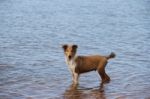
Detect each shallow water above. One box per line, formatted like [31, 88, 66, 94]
[0, 0, 150, 99]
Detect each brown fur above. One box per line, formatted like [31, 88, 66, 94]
[62, 44, 115, 84]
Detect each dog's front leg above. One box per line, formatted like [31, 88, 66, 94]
[69, 69, 75, 83]
[73, 73, 79, 84]
[71, 72, 75, 82]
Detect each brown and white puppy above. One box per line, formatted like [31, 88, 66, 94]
[62, 44, 115, 84]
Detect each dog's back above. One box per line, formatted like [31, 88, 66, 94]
[75, 55, 107, 73]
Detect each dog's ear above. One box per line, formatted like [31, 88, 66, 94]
[62, 44, 68, 51]
[72, 44, 78, 50]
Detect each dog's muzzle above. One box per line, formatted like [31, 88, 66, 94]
[68, 55, 72, 60]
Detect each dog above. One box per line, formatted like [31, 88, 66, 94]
[62, 44, 115, 84]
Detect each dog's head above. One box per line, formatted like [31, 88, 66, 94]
[62, 44, 78, 60]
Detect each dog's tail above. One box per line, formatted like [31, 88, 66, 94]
[106, 52, 116, 60]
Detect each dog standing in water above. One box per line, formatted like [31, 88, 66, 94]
[62, 44, 115, 84]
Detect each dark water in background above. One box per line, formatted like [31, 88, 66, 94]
[0, 0, 150, 99]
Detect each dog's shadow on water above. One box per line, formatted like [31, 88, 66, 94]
[63, 83, 106, 99]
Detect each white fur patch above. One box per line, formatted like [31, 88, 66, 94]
[65, 57, 76, 73]
[65, 56, 79, 84]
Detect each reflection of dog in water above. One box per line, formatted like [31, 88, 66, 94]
[63, 84, 105, 99]
[62, 44, 116, 84]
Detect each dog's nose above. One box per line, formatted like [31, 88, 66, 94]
[68, 55, 72, 59]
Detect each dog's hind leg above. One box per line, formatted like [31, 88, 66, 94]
[98, 68, 106, 84]
[104, 71, 110, 83]
[103, 62, 110, 83]
[98, 61, 110, 84]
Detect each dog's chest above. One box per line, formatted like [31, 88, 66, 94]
[66, 59, 76, 72]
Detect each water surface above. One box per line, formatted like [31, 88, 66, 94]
[0, 0, 150, 99]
